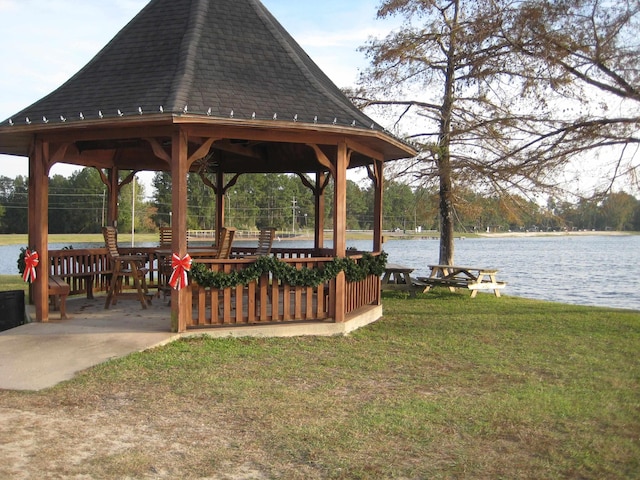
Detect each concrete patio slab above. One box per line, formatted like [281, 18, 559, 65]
[0, 296, 177, 391]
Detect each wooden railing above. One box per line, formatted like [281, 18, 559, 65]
[48, 247, 382, 327]
[188, 256, 335, 326]
[48, 247, 163, 297]
[188, 252, 382, 327]
[49, 248, 109, 297]
[345, 274, 381, 314]
[230, 246, 333, 259]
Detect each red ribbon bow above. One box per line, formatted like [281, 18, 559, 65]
[23, 249, 39, 283]
[169, 253, 192, 290]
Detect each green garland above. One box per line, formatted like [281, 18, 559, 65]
[17, 247, 29, 279]
[190, 252, 387, 289]
[17, 245, 74, 282]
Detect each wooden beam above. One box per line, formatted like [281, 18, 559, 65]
[100, 167, 138, 227]
[40, 124, 174, 144]
[332, 141, 351, 323]
[187, 137, 219, 165]
[222, 173, 242, 193]
[373, 159, 384, 253]
[118, 170, 138, 189]
[95, 168, 111, 192]
[215, 170, 242, 240]
[212, 139, 263, 160]
[315, 172, 326, 249]
[333, 141, 348, 257]
[366, 164, 375, 183]
[49, 142, 73, 166]
[198, 171, 218, 194]
[29, 140, 50, 322]
[307, 144, 336, 178]
[346, 138, 384, 162]
[296, 172, 327, 249]
[144, 137, 171, 164]
[171, 128, 190, 333]
[44, 146, 117, 169]
[296, 173, 316, 193]
[181, 119, 418, 159]
[108, 168, 119, 227]
[215, 170, 225, 240]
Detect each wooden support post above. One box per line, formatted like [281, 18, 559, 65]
[108, 168, 119, 227]
[333, 141, 348, 257]
[333, 141, 348, 322]
[315, 172, 325, 249]
[29, 140, 49, 322]
[171, 128, 190, 332]
[373, 159, 384, 253]
[215, 170, 225, 244]
[297, 171, 329, 251]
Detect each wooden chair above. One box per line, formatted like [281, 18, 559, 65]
[103, 226, 151, 309]
[215, 227, 236, 259]
[233, 227, 275, 259]
[254, 227, 276, 256]
[157, 227, 173, 301]
[159, 226, 172, 247]
[202, 227, 236, 320]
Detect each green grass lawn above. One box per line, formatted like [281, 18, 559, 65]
[0, 287, 637, 478]
[0, 275, 28, 294]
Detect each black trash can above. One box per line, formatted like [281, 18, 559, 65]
[0, 290, 26, 332]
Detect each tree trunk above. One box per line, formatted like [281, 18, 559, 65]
[437, 0, 459, 266]
[438, 156, 454, 265]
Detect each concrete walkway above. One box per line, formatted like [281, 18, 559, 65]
[0, 296, 177, 391]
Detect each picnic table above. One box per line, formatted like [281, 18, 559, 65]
[418, 264, 506, 297]
[381, 264, 426, 296]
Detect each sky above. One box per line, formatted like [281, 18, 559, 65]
[0, 0, 399, 189]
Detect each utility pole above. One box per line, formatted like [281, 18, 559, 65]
[292, 197, 297, 236]
[131, 176, 135, 247]
[101, 188, 106, 227]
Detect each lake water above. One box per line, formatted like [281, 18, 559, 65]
[1, 235, 638, 311]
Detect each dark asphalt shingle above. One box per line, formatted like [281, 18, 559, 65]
[5, 0, 379, 129]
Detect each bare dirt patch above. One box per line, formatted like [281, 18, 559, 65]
[0, 392, 280, 479]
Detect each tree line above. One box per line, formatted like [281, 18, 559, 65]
[0, 169, 638, 235]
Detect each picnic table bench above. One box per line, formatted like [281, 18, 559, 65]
[418, 264, 506, 297]
[48, 275, 70, 319]
[381, 264, 429, 297]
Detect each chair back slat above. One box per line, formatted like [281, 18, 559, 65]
[102, 226, 120, 258]
[159, 227, 172, 247]
[216, 227, 236, 259]
[255, 227, 276, 256]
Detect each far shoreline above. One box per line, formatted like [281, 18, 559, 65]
[475, 230, 635, 238]
[0, 229, 636, 247]
[382, 229, 636, 241]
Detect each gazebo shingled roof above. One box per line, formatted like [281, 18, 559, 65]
[0, 0, 415, 171]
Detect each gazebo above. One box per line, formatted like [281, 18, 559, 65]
[0, 0, 416, 332]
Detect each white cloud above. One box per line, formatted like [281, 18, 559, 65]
[0, 0, 18, 11]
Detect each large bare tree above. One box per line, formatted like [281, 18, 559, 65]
[503, 0, 640, 192]
[355, 0, 640, 264]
